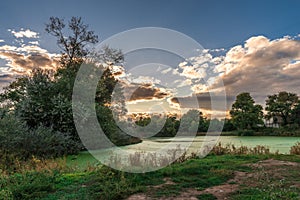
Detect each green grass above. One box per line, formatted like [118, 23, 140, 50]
[1, 154, 299, 200]
[197, 193, 218, 200]
[65, 151, 100, 171]
[230, 187, 300, 200]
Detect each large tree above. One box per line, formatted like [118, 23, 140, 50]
[1, 17, 133, 144]
[230, 93, 263, 130]
[265, 91, 299, 126]
[45, 17, 134, 145]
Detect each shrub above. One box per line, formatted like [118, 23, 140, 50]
[209, 143, 270, 155]
[290, 142, 300, 155]
[0, 114, 81, 160]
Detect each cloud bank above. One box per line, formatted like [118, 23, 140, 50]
[1, 28, 300, 115]
[0, 28, 59, 88]
[213, 35, 300, 104]
[126, 34, 300, 113]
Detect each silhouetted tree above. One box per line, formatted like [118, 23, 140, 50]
[45, 16, 98, 65]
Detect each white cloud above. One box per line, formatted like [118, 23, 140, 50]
[180, 65, 207, 79]
[0, 45, 17, 51]
[167, 34, 300, 110]
[28, 41, 39, 45]
[210, 48, 226, 52]
[212, 35, 300, 105]
[17, 45, 48, 54]
[161, 67, 172, 74]
[9, 28, 39, 38]
[0, 39, 4, 43]
[0, 30, 60, 80]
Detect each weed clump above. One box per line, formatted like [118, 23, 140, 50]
[290, 142, 300, 155]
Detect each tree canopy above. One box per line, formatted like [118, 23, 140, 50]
[230, 92, 263, 130]
[266, 91, 299, 126]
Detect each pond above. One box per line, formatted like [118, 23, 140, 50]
[125, 136, 300, 154]
[67, 136, 300, 170]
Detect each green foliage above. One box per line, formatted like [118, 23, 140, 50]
[222, 118, 236, 132]
[1, 153, 300, 200]
[258, 126, 300, 136]
[180, 110, 201, 134]
[0, 17, 140, 159]
[14, 69, 55, 126]
[133, 114, 180, 137]
[231, 178, 300, 200]
[160, 115, 180, 137]
[0, 113, 80, 161]
[96, 105, 141, 146]
[230, 92, 263, 130]
[237, 129, 255, 136]
[196, 193, 217, 200]
[231, 187, 299, 200]
[207, 118, 224, 132]
[154, 115, 180, 137]
[1, 68, 78, 138]
[0, 172, 56, 200]
[291, 103, 300, 126]
[266, 91, 299, 126]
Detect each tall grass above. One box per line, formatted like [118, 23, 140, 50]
[209, 143, 271, 155]
[290, 142, 300, 155]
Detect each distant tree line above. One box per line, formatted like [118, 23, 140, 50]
[133, 110, 235, 137]
[134, 91, 300, 137]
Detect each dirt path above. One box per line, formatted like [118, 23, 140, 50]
[126, 159, 300, 200]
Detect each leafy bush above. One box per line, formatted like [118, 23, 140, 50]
[96, 105, 141, 147]
[260, 127, 300, 136]
[0, 114, 81, 160]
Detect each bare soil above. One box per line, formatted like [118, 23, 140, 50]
[126, 159, 300, 200]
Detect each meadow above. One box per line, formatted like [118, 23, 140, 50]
[1, 142, 300, 200]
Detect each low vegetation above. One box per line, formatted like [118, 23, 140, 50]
[1, 149, 299, 200]
[290, 142, 300, 155]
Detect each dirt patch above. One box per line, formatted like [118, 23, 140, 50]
[152, 178, 175, 189]
[247, 158, 299, 167]
[197, 159, 300, 199]
[126, 159, 300, 200]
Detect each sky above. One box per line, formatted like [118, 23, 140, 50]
[1, 0, 300, 116]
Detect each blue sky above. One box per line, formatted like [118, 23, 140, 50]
[1, 0, 300, 114]
[2, 0, 300, 50]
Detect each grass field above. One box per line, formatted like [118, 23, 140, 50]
[1, 152, 300, 200]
